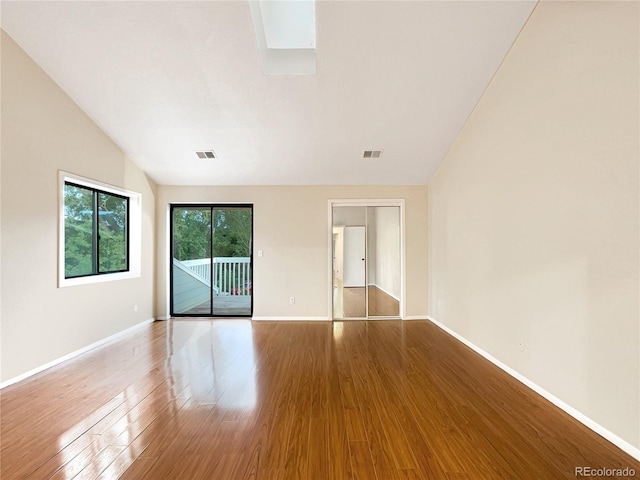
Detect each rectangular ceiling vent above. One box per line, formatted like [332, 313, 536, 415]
[195, 150, 216, 159]
[363, 150, 383, 159]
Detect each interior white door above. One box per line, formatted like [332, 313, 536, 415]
[343, 226, 366, 287]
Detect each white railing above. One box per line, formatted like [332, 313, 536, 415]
[181, 258, 212, 284]
[180, 257, 251, 296]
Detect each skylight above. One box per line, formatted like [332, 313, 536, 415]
[261, 1, 315, 49]
[250, 0, 317, 75]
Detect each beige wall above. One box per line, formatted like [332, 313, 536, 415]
[375, 206, 401, 299]
[156, 186, 428, 319]
[428, 2, 639, 449]
[1, 31, 157, 382]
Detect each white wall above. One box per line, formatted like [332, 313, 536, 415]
[156, 185, 428, 319]
[367, 207, 377, 285]
[343, 226, 366, 287]
[428, 2, 639, 449]
[374, 207, 401, 299]
[1, 31, 157, 382]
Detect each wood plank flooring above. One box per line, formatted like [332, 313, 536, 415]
[2, 319, 638, 479]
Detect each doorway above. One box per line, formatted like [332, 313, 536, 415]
[170, 204, 253, 317]
[330, 201, 403, 319]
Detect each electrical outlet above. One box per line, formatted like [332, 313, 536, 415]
[289, 297, 295, 305]
[518, 341, 524, 352]
[258, 249, 263, 257]
[133, 304, 138, 312]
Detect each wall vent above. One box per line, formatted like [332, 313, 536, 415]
[363, 150, 383, 159]
[195, 150, 216, 159]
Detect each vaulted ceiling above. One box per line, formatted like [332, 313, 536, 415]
[1, 1, 536, 185]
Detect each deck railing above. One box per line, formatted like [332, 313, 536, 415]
[179, 257, 251, 296]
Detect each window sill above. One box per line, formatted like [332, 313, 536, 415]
[59, 269, 141, 288]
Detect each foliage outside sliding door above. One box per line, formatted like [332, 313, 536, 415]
[171, 205, 253, 317]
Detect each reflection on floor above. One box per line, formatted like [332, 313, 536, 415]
[182, 295, 251, 316]
[3, 320, 637, 479]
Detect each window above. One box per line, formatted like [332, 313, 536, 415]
[64, 183, 129, 277]
[59, 172, 141, 287]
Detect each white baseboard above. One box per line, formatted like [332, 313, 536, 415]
[156, 316, 170, 321]
[403, 315, 428, 321]
[426, 316, 640, 462]
[252, 316, 331, 322]
[364, 316, 401, 321]
[0, 318, 156, 390]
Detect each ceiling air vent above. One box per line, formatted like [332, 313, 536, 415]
[363, 150, 383, 159]
[195, 150, 216, 159]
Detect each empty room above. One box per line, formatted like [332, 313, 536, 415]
[1, 1, 639, 479]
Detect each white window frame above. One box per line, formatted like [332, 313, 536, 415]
[58, 171, 142, 287]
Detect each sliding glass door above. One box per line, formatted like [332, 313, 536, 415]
[171, 204, 253, 317]
[211, 207, 252, 316]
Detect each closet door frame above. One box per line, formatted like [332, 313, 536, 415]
[328, 199, 405, 320]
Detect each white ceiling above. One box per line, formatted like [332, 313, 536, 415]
[1, 1, 536, 186]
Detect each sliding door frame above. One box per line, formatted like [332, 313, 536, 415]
[169, 203, 254, 318]
[328, 199, 405, 320]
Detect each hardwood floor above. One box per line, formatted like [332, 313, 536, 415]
[2, 319, 638, 479]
